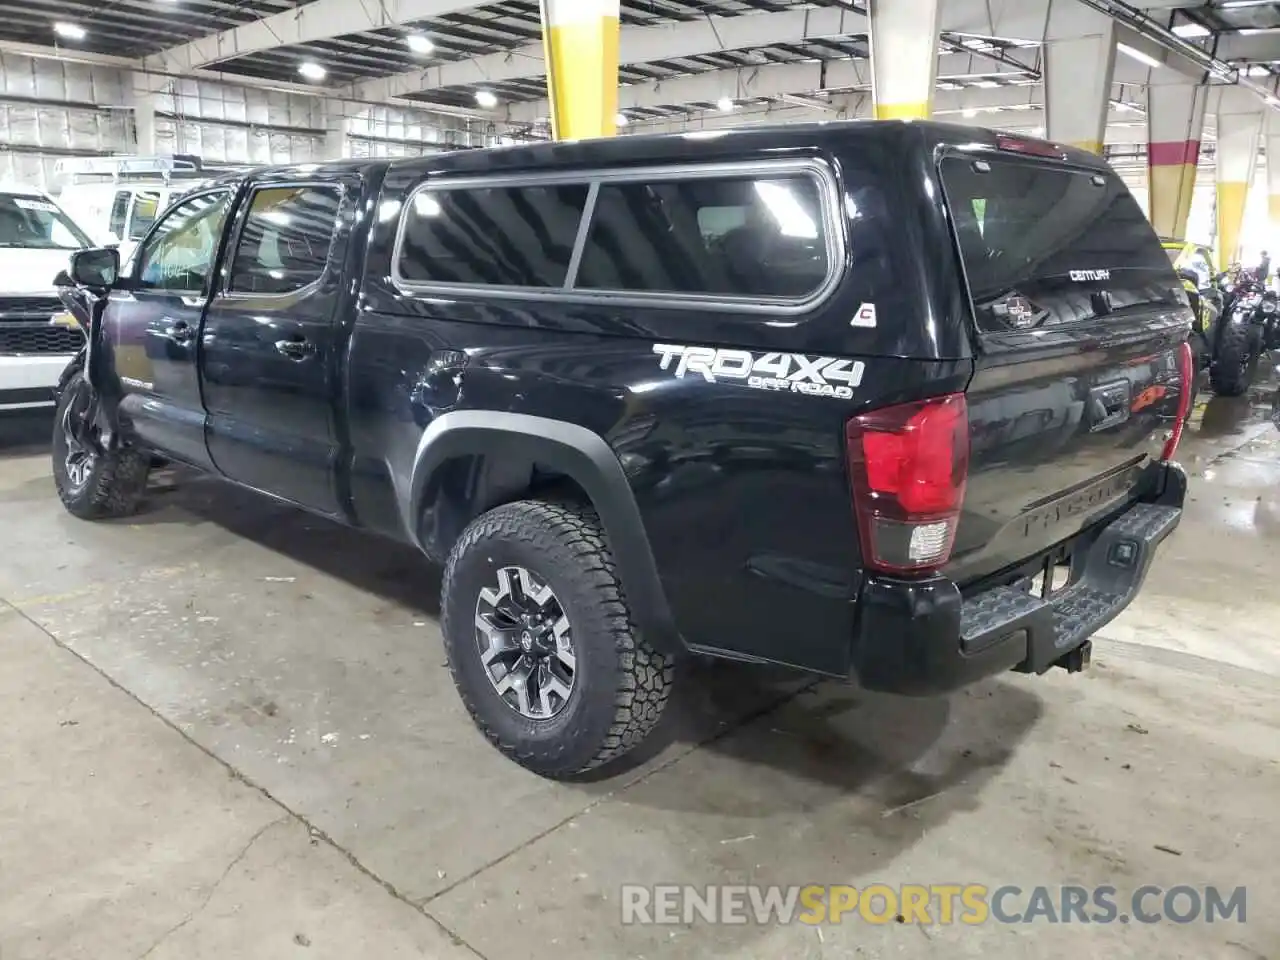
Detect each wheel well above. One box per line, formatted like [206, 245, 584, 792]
[416, 454, 591, 563]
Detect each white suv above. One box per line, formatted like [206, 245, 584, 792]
[0, 184, 93, 413]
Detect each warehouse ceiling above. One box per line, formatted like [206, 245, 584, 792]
[2, 1, 1280, 138]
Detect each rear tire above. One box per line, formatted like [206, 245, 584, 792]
[441, 498, 675, 779]
[51, 371, 150, 520]
[1210, 323, 1260, 397]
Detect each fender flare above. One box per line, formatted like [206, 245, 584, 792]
[407, 411, 684, 655]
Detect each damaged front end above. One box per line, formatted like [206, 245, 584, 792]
[54, 263, 124, 452]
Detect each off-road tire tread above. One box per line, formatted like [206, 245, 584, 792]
[1210, 322, 1257, 397]
[441, 498, 675, 777]
[53, 372, 150, 520]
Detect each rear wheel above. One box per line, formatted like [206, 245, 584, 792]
[51, 371, 150, 519]
[441, 499, 675, 779]
[1210, 323, 1260, 397]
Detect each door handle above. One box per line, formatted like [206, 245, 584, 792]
[275, 338, 316, 361]
[165, 320, 195, 344]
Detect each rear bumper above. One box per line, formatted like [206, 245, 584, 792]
[850, 462, 1187, 696]
[0, 354, 72, 411]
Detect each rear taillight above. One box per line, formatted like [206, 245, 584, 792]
[845, 393, 970, 575]
[1161, 340, 1195, 461]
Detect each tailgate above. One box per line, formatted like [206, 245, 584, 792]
[939, 149, 1191, 586]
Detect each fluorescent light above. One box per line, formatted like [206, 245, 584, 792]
[936, 81, 962, 91]
[1221, 0, 1276, 7]
[475, 90, 498, 108]
[406, 33, 433, 54]
[1248, 65, 1270, 77]
[1117, 42, 1162, 69]
[717, 96, 735, 112]
[1032, 126, 1045, 136]
[53, 22, 86, 40]
[614, 113, 629, 126]
[1172, 23, 1210, 38]
[298, 61, 326, 80]
[973, 79, 1000, 88]
[962, 108, 978, 118]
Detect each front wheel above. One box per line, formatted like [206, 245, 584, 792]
[1210, 323, 1261, 397]
[51, 370, 150, 519]
[441, 499, 675, 779]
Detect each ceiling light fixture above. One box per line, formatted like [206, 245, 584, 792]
[475, 90, 498, 108]
[298, 61, 326, 80]
[1172, 22, 1210, 38]
[717, 96, 735, 112]
[614, 113, 629, 126]
[406, 33, 434, 54]
[962, 108, 978, 118]
[1117, 42, 1162, 69]
[53, 21, 86, 40]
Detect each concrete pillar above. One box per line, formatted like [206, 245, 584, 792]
[323, 98, 350, 159]
[129, 72, 157, 155]
[868, 0, 940, 120]
[1267, 116, 1280, 239]
[1043, 23, 1117, 153]
[540, 0, 620, 140]
[1146, 82, 1207, 239]
[1215, 106, 1264, 270]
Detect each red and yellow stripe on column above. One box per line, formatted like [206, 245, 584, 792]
[1147, 139, 1201, 239]
[540, 0, 620, 141]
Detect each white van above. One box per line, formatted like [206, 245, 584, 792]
[51, 156, 224, 266]
[58, 182, 187, 264]
[0, 184, 93, 413]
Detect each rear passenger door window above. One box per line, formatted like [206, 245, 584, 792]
[397, 184, 589, 287]
[228, 185, 343, 295]
[575, 174, 830, 300]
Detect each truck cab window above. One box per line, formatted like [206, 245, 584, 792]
[136, 191, 232, 293]
[109, 191, 130, 238]
[129, 192, 161, 241]
[228, 185, 343, 295]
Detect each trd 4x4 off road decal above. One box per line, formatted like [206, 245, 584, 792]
[652, 344, 865, 400]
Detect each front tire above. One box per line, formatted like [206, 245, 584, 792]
[1210, 323, 1260, 397]
[441, 499, 675, 779]
[52, 371, 150, 519]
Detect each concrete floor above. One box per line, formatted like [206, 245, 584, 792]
[1, 385, 1278, 960]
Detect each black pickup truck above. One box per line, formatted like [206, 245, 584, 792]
[52, 121, 1192, 778]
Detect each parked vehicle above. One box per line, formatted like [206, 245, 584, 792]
[51, 123, 1192, 778]
[0, 184, 93, 413]
[1204, 271, 1267, 397]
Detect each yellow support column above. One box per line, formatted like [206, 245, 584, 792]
[869, 0, 940, 120]
[1267, 131, 1280, 242]
[1043, 21, 1117, 154]
[1146, 83, 1207, 239]
[540, 0, 620, 140]
[1215, 108, 1263, 270]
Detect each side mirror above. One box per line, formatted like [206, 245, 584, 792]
[68, 247, 120, 290]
